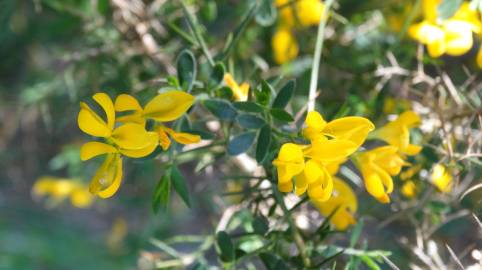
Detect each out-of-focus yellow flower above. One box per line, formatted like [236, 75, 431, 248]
[107, 218, 128, 252]
[401, 180, 417, 198]
[78, 93, 158, 198]
[382, 98, 411, 114]
[431, 164, 452, 192]
[272, 28, 299, 64]
[276, 0, 325, 27]
[33, 176, 94, 208]
[355, 146, 406, 203]
[312, 177, 358, 230]
[408, 2, 481, 58]
[371, 110, 422, 156]
[273, 143, 305, 192]
[223, 73, 250, 102]
[274, 111, 374, 202]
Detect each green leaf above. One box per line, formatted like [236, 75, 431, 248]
[256, 125, 271, 163]
[259, 252, 289, 270]
[203, 99, 238, 120]
[438, 0, 464, 20]
[227, 131, 256, 155]
[360, 256, 381, 270]
[255, 0, 277, 26]
[237, 114, 266, 129]
[272, 79, 296, 108]
[270, 108, 294, 122]
[255, 81, 274, 106]
[216, 231, 235, 262]
[215, 86, 233, 99]
[349, 218, 364, 248]
[170, 166, 191, 208]
[184, 129, 216, 140]
[252, 216, 269, 235]
[233, 101, 264, 113]
[208, 63, 225, 90]
[152, 173, 170, 213]
[177, 49, 197, 92]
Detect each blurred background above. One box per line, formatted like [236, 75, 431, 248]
[1, 0, 482, 269]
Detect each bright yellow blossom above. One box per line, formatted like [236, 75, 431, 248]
[33, 176, 94, 208]
[272, 28, 299, 64]
[401, 180, 417, 198]
[431, 164, 452, 193]
[274, 111, 374, 202]
[371, 110, 422, 156]
[408, 2, 481, 58]
[115, 91, 200, 150]
[223, 73, 250, 102]
[78, 93, 158, 198]
[312, 177, 358, 230]
[355, 146, 406, 203]
[273, 143, 305, 192]
[276, 0, 325, 27]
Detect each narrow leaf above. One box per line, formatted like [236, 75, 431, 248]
[272, 80, 296, 108]
[270, 108, 294, 122]
[256, 125, 271, 163]
[204, 99, 238, 120]
[171, 166, 191, 207]
[177, 49, 197, 92]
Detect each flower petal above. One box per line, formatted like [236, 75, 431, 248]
[295, 173, 308, 196]
[119, 132, 159, 158]
[278, 181, 293, 192]
[78, 102, 111, 137]
[305, 139, 358, 162]
[143, 91, 195, 122]
[89, 154, 123, 198]
[93, 93, 115, 132]
[111, 123, 150, 150]
[162, 127, 201, 145]
[80, 141, 118, 161]
[303, 111, 326, 140]
[115, 94, 143, 112]
[323, 116, 375, 146]
[158, 128, 171, 151]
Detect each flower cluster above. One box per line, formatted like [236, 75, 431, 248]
[408, 0, 482, 68]
[271, 0, 326, 64]
[273, 110, 426, 229]
[77, 91, 200, 198]
[273, 111, 374, 229]
[33, 176, 94, 208]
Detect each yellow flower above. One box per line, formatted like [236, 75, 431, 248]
[431, 164, 452, 193]
[312, 177, 357, 230]
[115, 91, 200, 151]
[32, 176, 94, 208]
[371, 110, 422, 156]
[356, 146, 406, 203]
[276, 0, 325, 27]
[401, 180, 417, 198]
[400, 164, 422, 181]
[223, 73, 250, 102]
[409, 2, 481, 58]
[78, 93, 158, 198]
[294, 159, 333, 202]
[302, 111, 375, 147]
[273, 143, 305, 192]
[274, 111, 374, 202]
[272, 28, 299, 64]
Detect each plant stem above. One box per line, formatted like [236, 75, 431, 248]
[307, 0, 334, 112]
[179, 0, 215, 66]
[272, 187, 311, 267]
